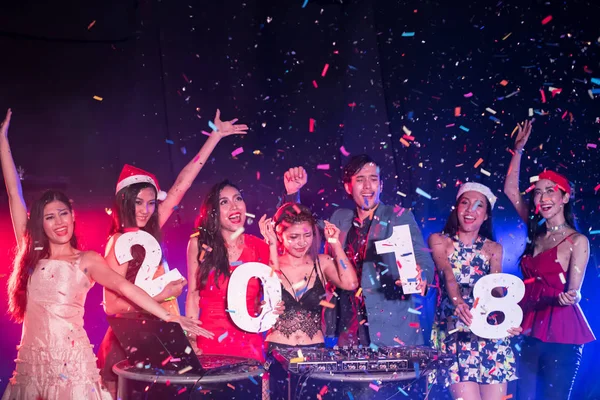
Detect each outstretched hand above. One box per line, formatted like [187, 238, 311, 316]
[323, 220, 341, 244]
[211, 109, 248, 139]
[1, 109, 12, 139]
[284, 166, 307, 195]
[514, 119, 533, 152]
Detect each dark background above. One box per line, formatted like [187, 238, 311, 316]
[0, 0, 598, 397]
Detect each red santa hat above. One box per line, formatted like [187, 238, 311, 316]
[115, 164, 168, 201]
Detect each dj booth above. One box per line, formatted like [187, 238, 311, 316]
[108, 315, 448, 399]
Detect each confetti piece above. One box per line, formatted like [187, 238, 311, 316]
[290, 357, 304, 363]
[355, 288, 363, 297]
[59, 373, 68, 380]
[590, 230, 600, 235]
[208, 121, 218, 131]
[408, 308, 422, 315]
[340, 146, 350, 156]
[184, 346, 192, 354]
[230, 227, 244, 240]
[454, 107, 461, 117]
[34, 247, 43, 251]
[448, 328, 459, 334]
[459, 125, 470, 132]
[312, 80, 318, 88]
[474, 158, 484, 168]
[320, 300, 335, 309]
[190, 231, 200, 238]
[500, 80, 509, 86]
[347, 392, 355, 400]
[409, 322, 420, 328]
[161, 355, 172, 366]
[369, 342, 379, 352]
[523, 278, 536, 284]
[540, 89, 546, 103]
[541, 15, 553, 25]
[178, 388, 187, 395]
[165, 139, 174, 145]
[502, 395, 513, 400]
[319, 385, 329, 396]
[227, 383, 235, 390]
[309, 118, 316, 132]
[317, 164, 330, 170]
[398, 387, 409, 396]
[248, 375, 258, 385]
[93, 96, 103, 101]
[414, 362, 420, 378]
[400, 138, 410, 147]
[231, 147, 244, 157]
[218, 331, 229, 343]
[225, 309, 236, 313]
[473, 297, 480, 309]
[178, 365, 193, 375]
[321, 63, 329, 77]
[415, 188, 432, 199]
[245, 213, 255, 219]
[397, 191, 407, 197]
[485, 107, 496, 115]
[369, 383, 380, 392]
[558, 272, 566, 284]
[394, 337, 405, 345]
[401, 32, 415, 37]
[463, 92, 473, 98]
[480, 168, 491, 177]
[87, 20, 96, 30]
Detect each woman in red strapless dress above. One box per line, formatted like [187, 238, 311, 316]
[504, 120, 595, 400]
[186, 180, 272, 363]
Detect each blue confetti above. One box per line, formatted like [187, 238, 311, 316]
[218, 331, 229, 343]
[248, 375, 258, 385]
[415, 188, 432, 199]
[302, 0, 309, 7]
[369, 342, 379, 352]
[591, 77, 600, 85]
[515, 343, 521, 352]
[381, 268, 389, 275]
[459, 125, 470, 132]
[379, 221, 388, 226]
[592, 88, 600, 94]
[400, 252, 412, 257]
[401, 32, 415, 37]
[414, 362, 420, 378]
[538, 218, 547, 226]
[225, 309, 236, 313]
[165, 139, 174, 145]
[347, 392, 354, 400]
[208, 121, 218, 132]
[230, 261, 243, 266]
[590, 230, 600, 235]
[398, 387, 409, 396]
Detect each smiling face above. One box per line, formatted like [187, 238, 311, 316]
[218, 185, 247, 233]
[456, 191, 488, 234]
[344, 162, 382, 211]
[280, 221, 314, 258]
[42, 200, 75, 244]
[134, 187, 157, 228]
[533, 179, 569, 219]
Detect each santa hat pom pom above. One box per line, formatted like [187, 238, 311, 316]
[157, 191, 168, 201]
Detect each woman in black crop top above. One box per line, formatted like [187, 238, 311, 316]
[258, 202, 358, 399]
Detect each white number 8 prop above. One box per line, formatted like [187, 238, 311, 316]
[227, 262, 282, 333]
[470, 273, 525, 339]
[115, 230, 183, 298]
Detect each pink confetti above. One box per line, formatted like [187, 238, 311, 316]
[587, 143, 597, 149]
[201, 130, 212, 136]
[317, 164, 330, 170]
[312, 80, 318, 88]
[321, 63, 329, 77]
[369, 383, 380, 392]
[339, 146, 350, 156]
[256, 171, 261, 180]
[231, 147, 244, 157]
[463, 92, 473, 98]
[541, 15, 553, 25]
[177, 388, 187, 395]
[309, 118, 316, 132]
[540, 89, 546, 103]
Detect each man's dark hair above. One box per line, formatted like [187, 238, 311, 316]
[342, 154, 381, 184]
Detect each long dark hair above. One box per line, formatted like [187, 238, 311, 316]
[109, 182, 162, 282]
[7, 190, 78, 323]
[521, 188, 577, 258]
[194, 180, 241, 290]
[442, 194, 496, 241]
[273, 202, 321, 260]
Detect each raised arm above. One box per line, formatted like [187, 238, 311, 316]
[504, 120, 532, 223]
[84, 250, 213, 339]
[558, 233, 590, 306]
[319, 221, 358, 291]
[0, 109, 27, 246]
[429, 233, 472, 325]
[185, 238, 201, 319]
[158, 110, 248, 227]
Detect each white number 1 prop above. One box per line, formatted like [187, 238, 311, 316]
[227, 262, 282, 333]
[470, 273, 525, 339]
[115, 230, 183, 298]
[375, 225, 420, 295]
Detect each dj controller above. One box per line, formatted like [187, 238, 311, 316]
[272, 345, 447, 374]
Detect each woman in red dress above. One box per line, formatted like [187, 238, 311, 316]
[504, 120, 595, 400]
[186, 180, 282, 363]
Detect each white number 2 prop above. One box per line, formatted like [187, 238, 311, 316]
[227, 262, 282, 333]
[375, 225, 420, 294]
[114, 230, 183, 298]
[469, 273, 525, 339]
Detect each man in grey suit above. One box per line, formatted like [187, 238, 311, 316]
[284, 154, 435, 347]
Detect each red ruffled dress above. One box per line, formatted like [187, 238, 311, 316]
[196, 234, 270, 363]
[520, 233, 595, 344]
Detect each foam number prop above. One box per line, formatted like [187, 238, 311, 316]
[469, 273, 525, 339]
[114, 230, 183, 297]
[227, 262, 282, 333]
[374, 225, 420, 295]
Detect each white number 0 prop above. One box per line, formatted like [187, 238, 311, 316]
[469, 273, 525, 339]
[227, 262, 282, 333]
[114, 230, 183, 298]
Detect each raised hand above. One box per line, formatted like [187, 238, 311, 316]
[1, 109, 12, 139]
[211, 109, 248, 139]
[323, 220, 341, 244]
[259, 214, 277, 245]
[284, 166, 307, 194]
[514, 119, 533, 152]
